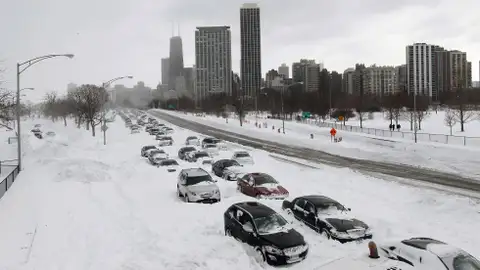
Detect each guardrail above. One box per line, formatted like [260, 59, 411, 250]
[0, 159, 20, 200]
[307, 120, 480, 146]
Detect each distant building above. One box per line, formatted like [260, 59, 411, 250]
[67, 83, 77, 94]
[342, 68, 354, 94]
[183, 67, 195, 98]
[362, 65, 398, 97]
[278, 63, 289, 79]
[169, 36, 184, 91]
[395, 64, 407, 92]
[240, 3, 262, 97]
[292, 59, 320, 92]
[195, 26, 232, 104]
[161, 58, 170, 85]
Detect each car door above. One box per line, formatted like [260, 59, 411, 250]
[303, 201, 318, 229]
[236, 212, 257, 246]
[229, 208, 245, 240]
[242, 175, 256, 197]
[292, 199, 307, 221]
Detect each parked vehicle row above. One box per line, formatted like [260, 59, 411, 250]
[120, 110, 480, 269]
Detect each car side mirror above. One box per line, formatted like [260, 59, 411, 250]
[348, 208, 351, 211]
[389, 246, 396, 251]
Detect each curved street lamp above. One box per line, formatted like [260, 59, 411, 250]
[101, 75, 133, 145]
[16, 53, 74, 171]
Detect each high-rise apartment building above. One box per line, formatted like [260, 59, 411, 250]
[183, 67, 195, 98]
[161, 58, 170, 85]
[240, 3, 261, 97]
[292, 59, 320, 92]
[342, 68, 355, 94]
[278, 63, 289, 78]
[406, 43, 444, 101]
[168, 36, 184, 91]
[395, 65, 407, 92]
[362, 65, 398, 97]
[195, 26, 232, 104]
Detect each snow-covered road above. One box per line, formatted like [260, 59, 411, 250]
[0, 116, 478, 269]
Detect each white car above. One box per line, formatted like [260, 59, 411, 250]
[232, 151, 254, 165]
[157, 159, 180, 172]
[216, 141, 228, 150]
[379, 237, 480, 269]
[204, 144, 219, 156]
[158, 136, 174, 146]
[176, 168, 220, 203]
[186, 151, 213, 165]
[222, 164, 249, 181]
[185, 136, 200, 146]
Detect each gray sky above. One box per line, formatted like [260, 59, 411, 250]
[1, 0, 479, 102]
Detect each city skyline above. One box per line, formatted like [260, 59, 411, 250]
[1, 0, 480, 101]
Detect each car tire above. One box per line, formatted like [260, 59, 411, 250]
[285, 208, 293, 215]
[225, 227, 232, 236]
[321, 229, 331, 239]
[255, 247, 266, 263]
[184, 195, 190, 203]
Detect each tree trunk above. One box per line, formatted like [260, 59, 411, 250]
[86, 120, 90, 130]
[410, 112, 413, 131]
[91, 122, 96, 136]
[460, 108, 465, 132]
[449, 125, 453, 135]
[63, 116, 67, 126]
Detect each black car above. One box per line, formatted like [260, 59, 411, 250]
[224, 201, 309, 265]
[141, 145, 158, 157]
[149, 128, 161, 135]
[282, 195, 372, 243]
[201, 137, 221, 148]
[158, 159, 179, 172]
[211, 159, 242, 178]
[186, 151, 211, 163]
[178, 146, 197, 160]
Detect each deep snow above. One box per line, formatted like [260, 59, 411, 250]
[154, 109, 480, 179]
[0, 116, 478, 269]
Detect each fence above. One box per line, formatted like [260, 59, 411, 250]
[308, 121, 480, 147]
[0, 160, 20, 200]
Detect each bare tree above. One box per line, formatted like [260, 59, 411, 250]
[75, 84, 108, 136]
[414, 96, 430, 130]
[444, 108, 457, 135]
[43, 91, 58, 122]
[0, 88, 14, 129]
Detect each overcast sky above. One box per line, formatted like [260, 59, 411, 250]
[1, 0, 479, 102]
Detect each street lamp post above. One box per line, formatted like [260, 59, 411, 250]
[101, 75, 133, 145]
[280, 81, 303, 134]
[16, 54, 74, 171]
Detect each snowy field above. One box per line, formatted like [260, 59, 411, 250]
[0, 115, 478, 269]
[326, 110, 480, 137]
[152, 110, 480, 179]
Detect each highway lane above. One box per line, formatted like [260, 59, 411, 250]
[149, 110, 480, 192]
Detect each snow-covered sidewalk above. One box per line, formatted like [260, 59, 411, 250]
[154, 110, 480, 179]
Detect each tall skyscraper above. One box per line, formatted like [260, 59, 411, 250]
[195, 26, 232, 104]
[406, 43, 443, 100]
[168, 36, 184, 91]
[240, 3, 261, 97]
[278, 63, 289, 78]
[161, 58, 170, 85]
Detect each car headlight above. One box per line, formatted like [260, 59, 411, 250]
[189, 191, 197, 196]
[214, 190, 220, 194]
[264, 245, 283, 255]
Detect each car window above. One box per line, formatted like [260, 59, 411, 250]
[305, 202, 316, 214]
[186, 174, 212, 185]
[235, 152, 250, 158]
[446, 253, 480, 270]
[253, 213, 288, 235]
[195, 152, 209, 158]
[161, 160, 178, 166]
[294, 199, 306, 210]
[253, 174, 277, 185]
[224, 160, 240, 167]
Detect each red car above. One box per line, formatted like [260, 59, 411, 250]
[237, 173, 289, 199]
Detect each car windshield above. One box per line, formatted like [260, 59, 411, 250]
[253, 213, 289, 235]
[187, 137, 198, 140]
[182, 147, 196, 152]
[150, 150, 165, 155]
[235, 152, 250, 158]
[160, 137, 172, 140]
[195, 152, 209, 158]
[144, 146, 156, 150]
[225, 160, 241, 167]
[212, 139, 222, 143]
[186, 175, 213, 185]
[317, 202, 347, 212]
[441, 252, 480, 270]
[161, 160, 178, 166]
[253, 174, 277, 185]
[205, 144, 216, 148]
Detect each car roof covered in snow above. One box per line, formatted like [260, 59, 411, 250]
[234, 201, 276, 218]
[300, 195, 342, 208]
[181, 168, 209, 177]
